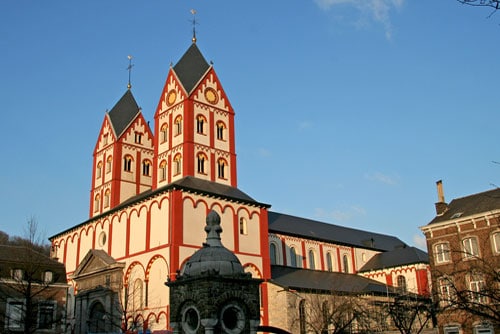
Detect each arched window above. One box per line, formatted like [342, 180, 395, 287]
[142, 160, 151, 176]
[174, 155, 182, 175]
[308, 250, 316, 270]
[299, 299, 306, 334]
[133, 278, 144, 310]
[342, 254, 349, 273]
[123, 155, 133, 172]
[290, 247, 297, 267]
[239, 218, 247, 235]
[463, 237, 479, 258]
[106, 156, 112, 173]
[326, 252, 333, 272]
[270, 243, 278, 265]
[397, 275, 407, 294]
[104, 189, 110, 208]
[94, 194, 100, 212]
[196, 115, 206, 134]
[197, 153, 207, 174]
[216, 121, 226, 140]
[160, 123, 168, 143]
[217, 158, 227, 179]
[96, 161, 102, 178]
[159, 160, 167, 181]
[174, 116, 182, 136]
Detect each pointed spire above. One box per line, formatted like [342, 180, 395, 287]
[190, 9, 197, 43]
[126, 55, 134, 89]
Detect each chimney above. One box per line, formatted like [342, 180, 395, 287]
[435, 180, 448, 215]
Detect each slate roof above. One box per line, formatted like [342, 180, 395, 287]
[427, 187, 500, 225]
[50, 176, 269, 240]
[107, 89, 141, 137]
[173, 43, 210, 95]
[358, 246, 429, 272]
[268, 212, 406, 252]
[271, 265, 395, 295]
[0, 245, 67, 284]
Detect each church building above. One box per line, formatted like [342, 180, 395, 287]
[49, 39, 431, 333]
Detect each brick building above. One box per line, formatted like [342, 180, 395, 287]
[421, 180, 500, 334]
[0, 245, 69, 333]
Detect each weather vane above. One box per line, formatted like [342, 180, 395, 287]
[127, 55, 134, 89]
[190, 9, 198, 43]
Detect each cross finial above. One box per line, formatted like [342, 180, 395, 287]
[127, 55, 134, 89]
[190, 9, 198, 43]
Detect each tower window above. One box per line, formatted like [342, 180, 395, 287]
[160, 124, 168, 143]
[94, 194, 100, 212]
[216, 121, 226, 140]
[96, 161, 102, 178]
[106, 156, 112, 173]
[196, 115, 206, 134]
[217, 158, 227, 179]
[142, 160, 151, 176]
[197, 153, 207, 174]
[123, 156, 133, 172]
[103, 134, 108, 145]
[174, 155, 182, 175]
[134, 132, 143, 144]
[159, 160, 167, 181]
[174, 116, 182, 136]
[104, 189, 110, 207]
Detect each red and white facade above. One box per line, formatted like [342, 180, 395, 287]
[49, 42, 431, 332]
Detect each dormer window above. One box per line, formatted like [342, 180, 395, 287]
[43, 270, 53, 283]
[11, 269, 23, 280]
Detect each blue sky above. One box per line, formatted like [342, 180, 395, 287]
[1, 1, 499, 250]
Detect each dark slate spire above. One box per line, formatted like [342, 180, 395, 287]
[107, 90, 140, 137]
[173, 43, 210, 95]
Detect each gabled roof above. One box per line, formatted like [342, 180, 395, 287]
[268, 212, 406, 252]
[271, 265, 394, 295]
[358, 246, 429, 273]
[427, 187, 500, 225]
[71, 249, 124, 278]
[107, 89, 141, 137]
[173, 43, 210, 95]
[50, 176, 270, 240]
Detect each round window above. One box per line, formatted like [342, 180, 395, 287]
[98, 232, 107, 247]
[220, 304, 245, 334]
[181, 306, 200, 334]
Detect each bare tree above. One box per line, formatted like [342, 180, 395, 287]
[433, 250, 500, 325]
[286, 289, 390, 334]
[387, 294, 436, 334]
[0, 217, 67, 334]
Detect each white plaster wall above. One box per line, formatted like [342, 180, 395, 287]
[111, 214, 126, 259]
[182, 200, 207, 247]
[129, 206, 147, 255]
[238, 210, 261, 254]
[66, 235, 78, 273]
[149, 197, 169, 249]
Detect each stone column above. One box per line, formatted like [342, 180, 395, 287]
[201, 318, 218, 334]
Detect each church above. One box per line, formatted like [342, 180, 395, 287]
[49, 38, 431, 333]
